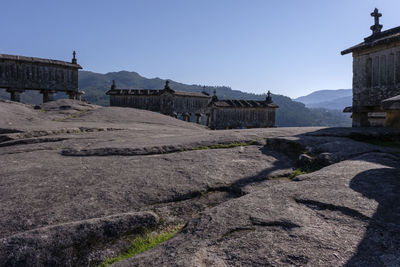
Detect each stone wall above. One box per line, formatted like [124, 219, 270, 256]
[160, 94, 210, 114]
[351, 42, 400, 127]
[110, 95, 161, 112]
[209, 107, 276, 129]
[0, 59, 79, 92]
[110, 93, 210, 116]
[353, 42, 400, 108]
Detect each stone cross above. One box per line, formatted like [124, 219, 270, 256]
[370, 8, 383, 35]
[164, 80, 170, 89]
[72, 51, 77, 64]
[266, 90, 272, 103]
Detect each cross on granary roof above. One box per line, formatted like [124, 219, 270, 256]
[370, 8, 383, 35]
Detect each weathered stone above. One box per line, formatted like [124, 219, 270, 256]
[342, 9, 400, 127]
[0, 53, 82, 103]
[208, 91, 278, 129]
[106, 81, 278, 129]
[106, 80, 211, 121]
[0, 212, 158, 267]
[115, 152, 400, 267]
[0, 99, 400, 266]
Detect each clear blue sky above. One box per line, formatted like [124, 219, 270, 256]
[1, 0, 399, 98]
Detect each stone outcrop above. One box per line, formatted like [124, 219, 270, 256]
[0, 99, 399, 266]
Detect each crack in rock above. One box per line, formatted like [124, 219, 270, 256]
[61, 141, 259, 157]
[0, 128, 23, 134]
[295, 199, 371, 222]
[0, 137, 68, 147]
[0, 212, 158, 267]
[249, 216, 301, 230]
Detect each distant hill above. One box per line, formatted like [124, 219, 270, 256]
[0, 70, 351, 127]
[295, 89, 352, 110]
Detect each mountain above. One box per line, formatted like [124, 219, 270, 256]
[306, 96, 352, 110]
[0, 70, 351, 127]
[295, 89, 352, 110]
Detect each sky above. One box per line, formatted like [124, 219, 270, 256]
[1, 0, 399, 98]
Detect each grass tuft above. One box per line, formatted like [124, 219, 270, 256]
[289, 169, 306, 180]
[98, 224, 184, 267]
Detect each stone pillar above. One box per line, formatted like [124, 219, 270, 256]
[67, 91, 76, 100]
[206, 113, 211, 126]
[7, 89, 24, 102]
[41, 90, 56, 103]
[182, 113, 190, 122]
[195, 113, 202, 124]
[352, 112, 370, 127]
[77, 91, 84, 101]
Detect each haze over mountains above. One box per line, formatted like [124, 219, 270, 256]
[0, 70, 351, 127]
[295, 89, 352, 110]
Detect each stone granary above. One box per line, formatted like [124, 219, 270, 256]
[106, 80, 279, 129]
[106, 80, 211, 123]
[342, 8, 400, 127]
[0, 52, 83, 103]
[207, 90, 278, 129]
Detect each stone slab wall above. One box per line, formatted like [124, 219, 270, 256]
[110, 93, 210, 115]
[160, 94, 210, 114]
[353, 42, 400, 108]
[110, 95, 161, 112]
[209, 107, 276, 129]
[0, 59, 79, 92]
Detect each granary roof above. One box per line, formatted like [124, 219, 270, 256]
[0, 54, 82, 69]
[341, 9, 400, 55]
[341, 26, 400, 55]
[210, 99, 278, 109]
[105, 88, 211, 98]
[169, 90, 211, 98]
[381, 94, 400, 110]
[106, 80, 211, 98]
[105, 89, 162, 96]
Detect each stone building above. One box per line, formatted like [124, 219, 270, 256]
[106, 80, 211, 122]
[342, 8, 400, 127]
[207, 90, 278, 129]
[106, 80, 278, 128]
[0, 52, 83, 102]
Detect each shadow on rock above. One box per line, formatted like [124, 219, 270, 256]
[227, 147, 294, 194]
[346, 155, 400, 266]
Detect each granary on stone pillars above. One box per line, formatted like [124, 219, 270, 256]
[0, 51, 83, 103]
[342, 8, 400, 128]
[106, 80, 211, 123]
[207, 90, 278, 129]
